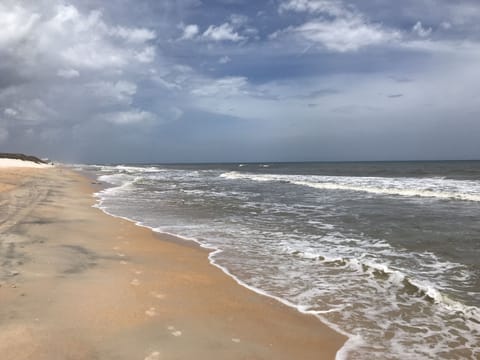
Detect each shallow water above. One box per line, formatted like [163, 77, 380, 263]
[77, 161, 480, 359]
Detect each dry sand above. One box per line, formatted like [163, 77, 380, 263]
[0, 158, 52, 168]
[0, 166, 346, 359]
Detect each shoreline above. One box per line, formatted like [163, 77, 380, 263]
[96, 203, 354, 351]
[0, 166, 346, 359]
[87, 165, 353, 347]
[91, 169, 353, 357]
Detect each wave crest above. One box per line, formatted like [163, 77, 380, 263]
[220, 172, 480, 202]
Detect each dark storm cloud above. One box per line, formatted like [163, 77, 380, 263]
[1, 0, 480, 162]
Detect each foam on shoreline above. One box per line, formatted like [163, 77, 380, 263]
[91, 184, 353, 359]
[1, 166, 345, 359]
[86, 163, 480, 359]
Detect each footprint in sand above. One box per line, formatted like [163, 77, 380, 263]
[120, 260, 128, 265]
[117, 253, 126, 257]
[167, 326, 182, 337]
[145, 307, 156, 317]
[232, 338, 241, 343]
[144, 351, 160, 360]
[113, 246, 120, 250]
[150, 291, 165, 300]
[133, 270, 143, 275]
[130, 279, 140, 286]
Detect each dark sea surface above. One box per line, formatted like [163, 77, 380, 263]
[76, 161, 480, 359]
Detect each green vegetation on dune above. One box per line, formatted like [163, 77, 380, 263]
[0, 153, 47, 164]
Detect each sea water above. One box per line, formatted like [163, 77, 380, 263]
[76, 161, 480, 359]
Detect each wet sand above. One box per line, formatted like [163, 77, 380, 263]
[0, 166, 346, 359]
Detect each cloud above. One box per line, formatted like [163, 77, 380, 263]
[1, 0, 480, 162]
[203, 23, 246, 42]
[440, 21, 452, 30]
[275, 0, 401, 52]
[0, 4, 40, 48]
[86, 81, 137, 106]
[447, 2, 480, 27]
[229, 14, 249, 26]
[179, 24, 200, 40]
[49, 5, 156, 69]
[57, 68, 80, 79]
[272, 17, 401, 52]
[135, 46, 156, 63]
[0, 1, 158, 156]
[191, 76, 249, 97]
[219, 55, 232, 64]
[1, 4, 157, 70]
[279, 0, 348, 17]
[412, 21, 432, 37]
[9, 99, 57, 124]
[4, 108, 18, 116]
[99, 110, 156, 125]
[109, 26, 156, 43]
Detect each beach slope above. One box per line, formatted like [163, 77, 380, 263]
[0, 166, 345, 359]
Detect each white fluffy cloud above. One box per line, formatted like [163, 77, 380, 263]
[180, 19, 252, 43]
[276, 0, 401, 52]
[290, 18, 401, 52]
[0, 4, 40, 48]
[180, 24, 200, 40]
[48, 5, 155, 69]
[0, 0, 157, 146]
[109, 26, 156, 43]
[1, 3, 156, 70]
[203, 23, 245, 42]
[4, 108, 18, 116]
[99, 110, 156, 125]
[279, 0, 347, 17]
[412, 21, 432, 37]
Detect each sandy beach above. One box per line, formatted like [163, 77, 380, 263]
[0, 165, 346, 359]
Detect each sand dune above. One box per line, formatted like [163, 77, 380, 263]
[0, 159, 52, 168]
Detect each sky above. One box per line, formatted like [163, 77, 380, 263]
[1, 0, 479, 163]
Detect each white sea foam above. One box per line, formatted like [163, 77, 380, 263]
[85, 164, 480, 360]
[113, 165, 164, 173]
[220, 172, 480, 202]
[98, 173, 136, 185]
[280, 243, 480, 326]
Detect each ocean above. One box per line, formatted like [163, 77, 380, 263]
[77, 161, 480, 359]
